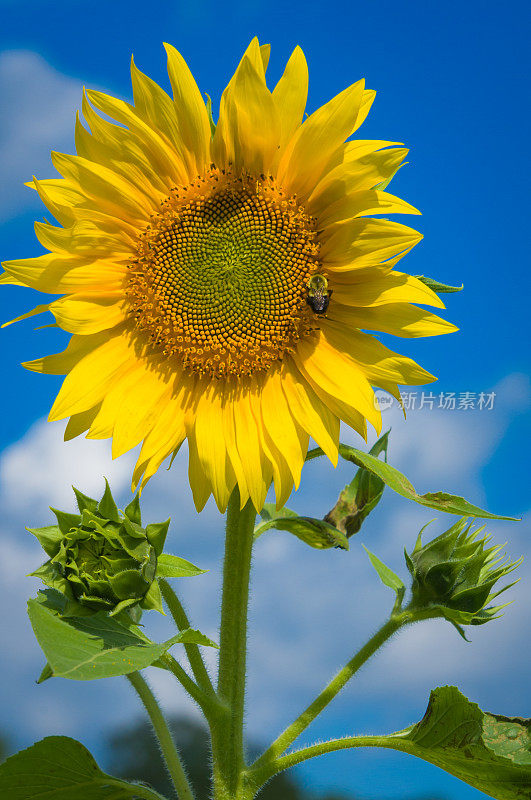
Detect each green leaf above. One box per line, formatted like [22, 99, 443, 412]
[255, 506, 349, 550]
[382, 686, 531, 800]
[307, 444, 518, 521]
[362, 544, 405, 600]
[156, 554, 207, 578]
[27, 599, 216, 680]
[324, 431, 389, 536]
[415, 275, 464, 293]
[0, 734, 166, 799]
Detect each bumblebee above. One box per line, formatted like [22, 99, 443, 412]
[306, 274, 332, 315]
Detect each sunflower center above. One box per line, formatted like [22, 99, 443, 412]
[127, 169, 321, 378]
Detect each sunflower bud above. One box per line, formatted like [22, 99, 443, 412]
[405, 519, 521, 635]
[29, 481, 169, 619]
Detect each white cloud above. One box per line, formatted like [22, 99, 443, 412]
[0, 50, 81, 219]
[0, 417, 135, 513]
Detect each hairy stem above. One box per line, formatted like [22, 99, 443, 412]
[160, 652, 221, 720]
[127, 671, 195, 800]
[211, 487, 256, 800]
[250, 612, 409, 781]
[251, 734, 408, 785]
[159, 578, 215, 694]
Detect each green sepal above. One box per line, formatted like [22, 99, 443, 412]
[156, 553, 207, 578]
[307, 444, 518, 521]
[26, 525, 62, 558]
[50, 507, 81, 534]
[72, 486, 98, 514]
[141, 578, 165, 614]
[362, 544, 405, 605]
[372, 162, 406, 191]
[255, 505, 349, 550]
[145, 518, 170, 556]
[0, 735, 168, 799]
[97, 478, 120, 522]
[124, 493, 141, 525]
[324, 431, 389, 536]
[205, 92, 216, 137]
[415, 275, 464, 294]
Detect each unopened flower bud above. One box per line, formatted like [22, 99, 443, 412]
[29, 481, 169, 619]
[406, 518, 521, 635]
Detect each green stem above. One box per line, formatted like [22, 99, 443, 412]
[159, 577, 215, 694]
[161, 652, 222, 720]
[250, 612, 408, 779]
[251, 734, 408, 784]
[127, 671, 195, 800]
[211, 487, 257, 800]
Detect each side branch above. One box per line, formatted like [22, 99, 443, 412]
[251, 613, 409, 774]
[127, 670, 195, 800]
[159, 577, 216, 694]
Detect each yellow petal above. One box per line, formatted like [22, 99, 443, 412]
[34, 219, 135, 258]
[2, 303, 49, 328]
[75, 110, 170, 204]
[355, 89, 376, 132]
[132, 382, 192, 491]
[309, 148, 408, 214]
[317, 188, 420, 227]
[281, 359, 339, 465]
[51, 152, 151, 224]
[260, 44, 271, 73]
[191, 381, 235, 512]
[187, 429, 213, 512]
[50, 292, 126, 334]
[221, 385, 250, 509]
[1, 254, 127, 293]
[163, 44, 212, 176]
[272, 46, 308, 152]
[22, 331, 110, 374]
[322, 321, 436, 386]
[64, 405, 101, 441]
[87, 89, 189, 186]
[48, 327, 136, 420]
[321, 218, 423, 268]
[233, 380, 272, 512]
[329, 302, 458, 338]
[277, 79, 366, 199]
[79, 93, 173, 196]
[332, 271, 445, 309]
[323, 139, 403, 174]
[293, 331, 381, 433]
[260, 368, 308, 488]
[212, 55, 280, 174]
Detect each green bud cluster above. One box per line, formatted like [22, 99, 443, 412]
[406, 518, 521, 635]
[29, 481, 169, 619]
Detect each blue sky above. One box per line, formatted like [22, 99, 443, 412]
[0, 0, 529, 797]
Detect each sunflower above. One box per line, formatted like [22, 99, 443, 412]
[1, 38, 456, 513]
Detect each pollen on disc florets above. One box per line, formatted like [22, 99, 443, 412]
[126, 167, 323, 379]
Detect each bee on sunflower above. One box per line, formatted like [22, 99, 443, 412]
[1, 38, 456, 512]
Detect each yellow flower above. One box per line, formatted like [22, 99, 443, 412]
[1, 39, 457, 513]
